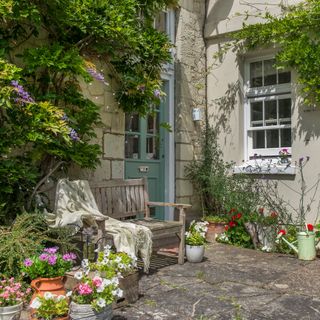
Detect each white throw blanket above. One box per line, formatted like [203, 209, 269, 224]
[46, 179, 152, 272]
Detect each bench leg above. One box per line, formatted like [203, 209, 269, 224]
[178, 208, 186, 264]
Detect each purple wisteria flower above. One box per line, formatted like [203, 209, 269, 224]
[153, 89, 161, 98]
[69, 128, 80, 141]
[61, 114, 69, 121]
[48, 255, 57, 265]
[24, 258, 33, 267]
[44, 247, 59, 254]
[137, 84, 146, 92]
[11, 80, 35, 104]
[86, 67, 104, 81]
[39, 253, 49, 261]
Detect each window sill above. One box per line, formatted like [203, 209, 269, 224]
[233, 158, 296, 175]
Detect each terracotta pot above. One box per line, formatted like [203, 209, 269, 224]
[31, 276, 67, 301]
[206, 222, 226, 242]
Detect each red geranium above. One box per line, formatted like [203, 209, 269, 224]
[225, 225, 229, 231]
[236, 213, 242, 219]
[229, 221, 236, 228]
[270, 211, 278, 218]
[229, 208, 236, 214]
[278, 229, 286, 236]
[307, 224, 314, 232]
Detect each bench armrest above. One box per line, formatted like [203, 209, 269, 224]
[146, 201, 191, 222]
[147, 201, 191, 209]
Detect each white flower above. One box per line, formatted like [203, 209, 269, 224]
[118, 263, 125, 269]
[111, 277, 119, 285]
[115, 256, 122, 263]
[66, 291, 72, 297]
[81, 259, 89, 268]
[97, 298, 106, 308]
[57, 295, 66, 301]
[30, 297, 42, 309]
[43, 292, 55, 300]
[112, 288, 123, 298]
[74, 271, 83, 280]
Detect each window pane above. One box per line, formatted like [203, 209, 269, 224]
[125, 135, 139, 159]
[250, 61, 263, 87]
[253, 130, 265, 149]
[266, 129, 279, 148]
[279, 71, 291, 84]
[251, 101, 263, 123]
[279, 98, 291, 119]
[125, 114, 139, 132]
[264, 59, 277, 86]
[265, 100, 277, 125]
[281, 128, 291, 147]
[154, 11, 167, 33]
[146, 136, 159, 160]
[147, 113, 159, 134]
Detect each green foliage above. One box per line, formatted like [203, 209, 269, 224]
[32, 293, 69, 320]
[0, 0, 175, 221]
[185, 220, 208, 246]
[231, 0, 320, 107]
[185, 125, 232, 216]
[0, 212, 77, 277]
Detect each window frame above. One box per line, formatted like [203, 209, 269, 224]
[244, 55, 292, 159]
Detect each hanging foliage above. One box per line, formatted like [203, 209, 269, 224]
[0, 0, 177, 223]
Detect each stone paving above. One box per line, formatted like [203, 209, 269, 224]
[113, 243, 320, 320]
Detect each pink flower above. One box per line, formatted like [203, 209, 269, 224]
[39, 253, 49, 261]
[44, 247, 59, 254]
[63, 252, 77, 261]
[92, 276, 102, 288]
[24, 259, 33, 267]
[48, 255, 57, 265]
[77, 283, 93, 295]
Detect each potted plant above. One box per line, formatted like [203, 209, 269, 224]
[90, 245, 139, 304]
[0, 277, 31, 320]
[202, 215, 227, 242]
[30, 292, 69, 320]
[68, 259, 123, 320]
[185, 220, 208, 263]
[21, 247, 77, 301]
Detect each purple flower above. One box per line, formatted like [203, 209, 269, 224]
[137, 84, 146, 92]
[61, 114, 69, 121]
[69, 128, 80, 141]
[39, 253, 49, 261]
[24, 258, 33, 267]
[48, 255, 57, 265]
[11, 80, 35, 105]
[44, 247, 59, 254]
[153, 89, 161, 98]
[86, 67, 105, 82]
[63, 252, 76, 261]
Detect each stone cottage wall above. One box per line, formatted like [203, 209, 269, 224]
[175, 0, 206, 215]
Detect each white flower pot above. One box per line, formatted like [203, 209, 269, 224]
[186, 244, 205, 263]
[0, 302, 23, 320]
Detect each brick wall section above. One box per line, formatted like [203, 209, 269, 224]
[175, 0, 206, 216]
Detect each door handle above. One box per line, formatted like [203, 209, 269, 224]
[139, 166, 149, 173]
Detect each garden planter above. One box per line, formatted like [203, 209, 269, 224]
[69, 302, 112, 320]
[118, 272, 139, 304]
[186, 244, 205, 263]
[31, 276, 67, 301]
[0, 302, 23, 320]
[205, 222, 226, 242]
[297, 231, 316, 261]
[31, 315, 69, 320]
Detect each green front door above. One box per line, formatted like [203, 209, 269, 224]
[124, 85, 168, 220]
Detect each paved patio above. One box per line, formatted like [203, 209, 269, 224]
[113, 243, 320, 320]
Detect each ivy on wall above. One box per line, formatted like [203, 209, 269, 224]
[218, 0, 320, 107]
[0, 0, 177, 223]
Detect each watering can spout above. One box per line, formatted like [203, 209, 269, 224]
[281, 237, 299, 254]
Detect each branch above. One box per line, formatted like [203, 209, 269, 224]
[27, 160, 65, 211]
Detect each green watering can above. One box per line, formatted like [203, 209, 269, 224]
[280, 231, 316, 261]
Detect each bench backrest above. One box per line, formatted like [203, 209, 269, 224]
[89, 177, 149, 220]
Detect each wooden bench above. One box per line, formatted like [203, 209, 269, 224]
[89, 177, 191, 264]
